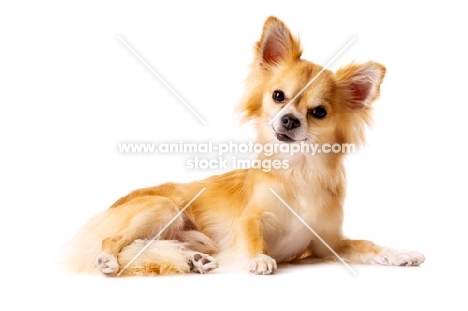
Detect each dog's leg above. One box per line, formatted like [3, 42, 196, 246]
[327, 240, 425, 266]
[241, 210, 277, 275]
[95, 195, 185, 276]
[177, 230, 219, 254]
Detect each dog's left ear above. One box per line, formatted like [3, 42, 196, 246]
[335, 62, 386, 109]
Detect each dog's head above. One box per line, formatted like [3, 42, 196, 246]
[238, 16, 386, 154]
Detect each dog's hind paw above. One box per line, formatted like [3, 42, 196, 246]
[95, 252, 119, 276]
[248, 254, 277, 275]
[189, 253, 218, 274]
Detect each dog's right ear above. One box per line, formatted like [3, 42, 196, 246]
[255, 16, 302, 70]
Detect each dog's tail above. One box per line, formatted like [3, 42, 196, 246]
[117, 240, 198, 276]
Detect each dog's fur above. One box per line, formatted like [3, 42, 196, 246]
[66, 16, 424, 276]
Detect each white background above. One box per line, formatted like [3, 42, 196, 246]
[1, 1, 467, 309]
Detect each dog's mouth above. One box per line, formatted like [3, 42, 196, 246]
[275, 133, 295, 142]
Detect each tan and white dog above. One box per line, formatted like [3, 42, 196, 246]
[66, 16, 425, 276]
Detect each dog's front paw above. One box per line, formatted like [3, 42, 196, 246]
[379, 249, 425, 266]
[248, 254, 277, 275]
[189, 253, 218, 274]
[95, 252, 119, 276]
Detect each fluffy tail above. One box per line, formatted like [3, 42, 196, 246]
[117, 240, 198, 275]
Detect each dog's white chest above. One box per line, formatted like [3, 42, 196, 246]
[251, 177, 329, 263]
[263, 197, 317, 263]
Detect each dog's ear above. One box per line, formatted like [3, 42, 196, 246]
[255, 16, 302, 69]
[335, 62, 386, 109]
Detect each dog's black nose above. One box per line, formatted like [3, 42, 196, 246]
[281, 114, 300, 130]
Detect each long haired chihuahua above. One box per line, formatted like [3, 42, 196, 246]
[66, 16, 424, 276]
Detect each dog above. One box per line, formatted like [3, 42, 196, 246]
[66, 16, 425, 276]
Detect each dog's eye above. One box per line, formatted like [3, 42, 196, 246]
[272, 90, 285, 103]
[310, 106, 327, 119]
